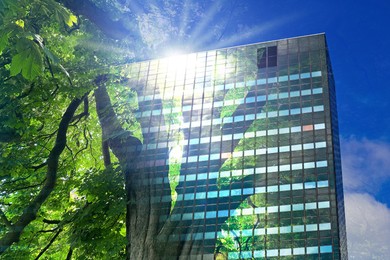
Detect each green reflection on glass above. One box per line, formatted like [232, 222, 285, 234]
[162, 98, 184, 210]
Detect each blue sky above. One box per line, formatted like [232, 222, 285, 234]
[121, 0, 390, 258]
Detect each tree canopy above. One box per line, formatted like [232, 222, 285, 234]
[1, 0, 136, 258]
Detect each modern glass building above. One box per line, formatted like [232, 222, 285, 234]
[122, 33, 347, 259]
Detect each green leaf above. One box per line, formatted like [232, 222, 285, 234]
[50, 1, 77, 28]
[9, 52, 23, 76]
[10, 39, 43, 80]
[0, 24, 18, 53]
[0, 30, 10, 53]
[66, 13, 78, 27]
[15, 19, 24, 28]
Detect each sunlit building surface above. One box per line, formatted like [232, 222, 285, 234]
[125, 33, 347, 259]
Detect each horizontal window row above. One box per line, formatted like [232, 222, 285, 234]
[135, 59, 320, 79]
[141, 105, 325, 134]
[182, 125, 326, 146]
[185, 141, 326, 164]
[144, 123, 325, 150]
[137, 71, 322, 102]
[155, 180, 329, 203]
[138, 74, 322, 99]
[138, 68, 322, 92]
[127, 38, 325, 70]
[136, 88, 324, 115]
[135, 86, 323, 119]
[221, 223, 331, 239]
[228, 245, 332, 259]
[162, 201, 330, 222]
[141, 160, 328, 185]
[169, 225, 331, 246]
[175, 174, 331, 198]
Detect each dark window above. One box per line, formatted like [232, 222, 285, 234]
[268, 46, 277, 67]
[268, 45, 277, 56]
[257, 48, 267, 68]
[257, 46, 278, 69]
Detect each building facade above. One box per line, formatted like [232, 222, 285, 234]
[124, 33, 347, 259]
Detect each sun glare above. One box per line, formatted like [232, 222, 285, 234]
[158, 52, 197, 99]
[165, 53, 188, 73]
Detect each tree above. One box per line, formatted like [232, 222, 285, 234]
[1, 1, 275, 259]
[0, 0, 128, 257]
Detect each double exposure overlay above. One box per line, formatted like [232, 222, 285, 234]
[118, 34, 347, 259]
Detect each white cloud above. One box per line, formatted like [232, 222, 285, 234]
[342, 138, 390, 258]
[345, 192, 390, 259]
[137, 6, 177, 50]
[341, 137, 390, 194]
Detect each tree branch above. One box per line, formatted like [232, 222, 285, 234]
[66, 247, 73, 260]
[102, 139, 111, 167]
[94, 76, 141, 163]
[1, 174, 33, 185]
[0, 209, 12, 229]
[0, 92, 89, 255]
[44, 56, 60, 97]
[42, 219, 61, 225]
[7, 179, 46, 193]
[73, 126, 90, 159]
[34, 229, 62, 260]
[71, 96, 89, 123]
[31, 162, 48, 171]
[38, 227, 59, 233]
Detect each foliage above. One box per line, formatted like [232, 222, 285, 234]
[67, 167, 127, 259]
[0, 0, 130, 258]
[220, 86, 249, 120]
[214, 83, 299, 256]
[0, 1, 278, 259]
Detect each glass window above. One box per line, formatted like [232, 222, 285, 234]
[257, 46, 277, 69]
[307, 246, 319, 254]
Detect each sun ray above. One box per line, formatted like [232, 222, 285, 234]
[203, 13, 302, 51]
[189, 1, 223, 42]
[178, 0, 191, 39]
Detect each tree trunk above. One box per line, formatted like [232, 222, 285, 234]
[94, 78, 176, 259]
